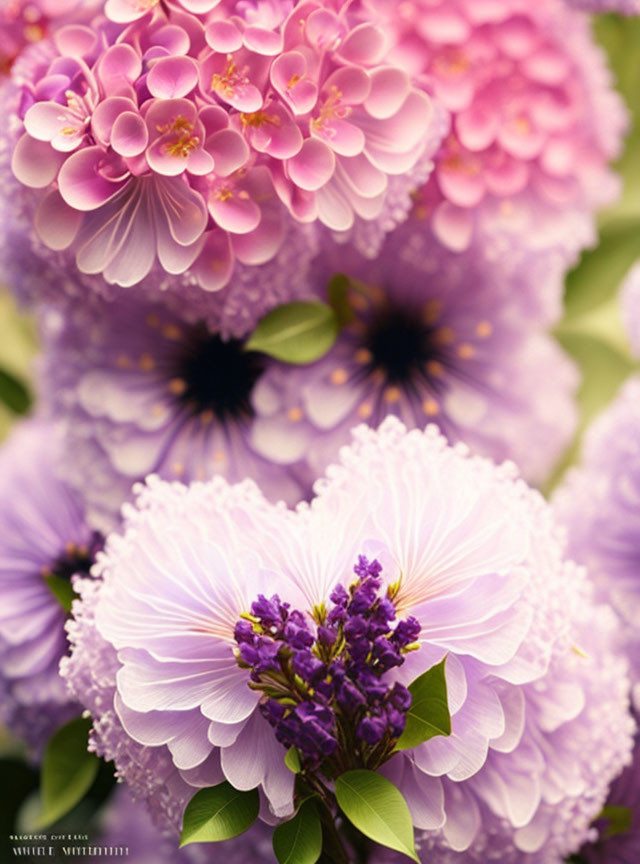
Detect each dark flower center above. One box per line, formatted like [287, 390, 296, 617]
[172, 327, 266, 424]
[362, 305, 447, 386]
[46, 534, 102, 582]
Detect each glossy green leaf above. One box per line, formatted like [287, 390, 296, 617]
[39, 717, 99, 828]
[327, 274, 355, 327]
[284, 746, 301, 774]
[245, 302, 339, 365]
[273, 800, 322, 864]
[180, 782, 259, 847]
[395, 657, 451, 751]
[600, 805, 632, 840]
[0, 368, 31, 415]
[335, 769, 419, 862]
[45, 575, 76, 614]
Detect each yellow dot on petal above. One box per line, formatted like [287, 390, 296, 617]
[423, 299, 443, 325]
[330, 368, 348, 385]
[435, 326, 455, 345]
[501, 200, 513, 216]
[152, 404, 165, 418]
[116, 354, 132, 369]
[213, 450, 225, 463]
[457, 343, 475, 359]
[139, 353, 155, 371]
[426, 360, 444, 378]
[384, 387, 401, 404]
[476, 321, 493, 338]
[162, 324, 183, 341]
[168, 378, 187, 396]
[146, 314, 160, 328]
[201, 410, 214, 426]
[65, 541, 76, 555]
[288, 407, 303, 422]
[173, 462, 185, 476]
[358, 403, 373, 419]
[423, 398, 439, 416]
[355, 348, 372, 365]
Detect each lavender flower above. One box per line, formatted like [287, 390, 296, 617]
[235, 558, 416, 770]
[253, 233, 579, 487]
[555, 376, 640, 708]
[0, 420, 100, 752]
[41, 295, 304, 531]
[64, 417, 633, 858]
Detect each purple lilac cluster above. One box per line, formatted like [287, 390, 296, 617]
[234, 556, 419, 770]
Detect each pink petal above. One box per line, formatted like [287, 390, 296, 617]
[232, 208, 285, 265]
[152, 24, 191, 56]
[53, 26, 97, 59]
[193, 229, 234, 292]
[111, 111, 149, 158]
[11, 134, 65, 189]
[200, 105, 230, 137]
[58, 146, 129, 211]
[205, 21, 243, 53]
[338, 23, 387, 65]
[155, 207, 205, 275]
[305, 8, 343, 51]
[105, 0, 149, 23]
[147, 56, 199, 99]
[98, 44, 143, 93]
[187, 148, 215, 176]
[455, 103, 499, 152]
[287, 138, 335, 192]
[432, 201, 473, 252]
[365, 67, 411, 120]
[24, 101, 75, 142]
[206, 128, 249, 176]
[271, 52, 317, 115]
[92, 96, 137, 146]
[155, 176, 208, 246]
[437, 157, 486, 208]
[209, 188, 261, 234]
[316, 119, 365, 158]
[324, 66, 370, 106]
[243, 26, 283, 56]
[35, 189, 83, 251]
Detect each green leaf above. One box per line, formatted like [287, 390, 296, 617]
[327, 274, 355, 327]
[39, 717, 99, 828]
[273, 800, 322, 864]
[599, 805, 632, 840]
[180, 782, 259, 847]
[0, 368, 31, 415]
[395, 657, 451, 751]
[245, 302, 339, 365]
[45, 575, 76, 613]
[334, 769, 419, 862]
[285, 746, 301, 774]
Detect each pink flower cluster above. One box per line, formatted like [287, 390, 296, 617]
[363, 0, 626, 258]
[10, 0, 440, 291]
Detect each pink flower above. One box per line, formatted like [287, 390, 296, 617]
[362, 0, 627, 300]
[9, 0, 444, 292]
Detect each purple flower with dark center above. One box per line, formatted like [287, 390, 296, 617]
[40, 293, 304, 532]
[250, 231, 579, 487]
[0, 420, 100, 753]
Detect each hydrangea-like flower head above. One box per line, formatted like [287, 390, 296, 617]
[9, 0, 443, 294]
[63, 418, 633, 858]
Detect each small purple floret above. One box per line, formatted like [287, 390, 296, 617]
[235, 556, 416, 769]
